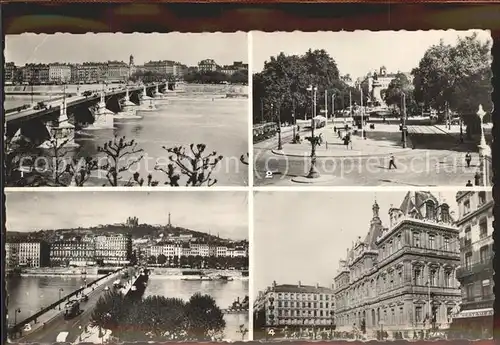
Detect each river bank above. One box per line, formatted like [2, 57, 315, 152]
[148, 267, 248, 279]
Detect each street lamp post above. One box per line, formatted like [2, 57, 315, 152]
[277, 102, 283, 151]
[306, 85, 320, 179]
[476, 104, 491, 186]
[58, 288, 64, 310]
[292, 100, 297, 144]
[332, 93, 335, 125]
[79, 325, 82, 341]
[402, 93, 407, 148]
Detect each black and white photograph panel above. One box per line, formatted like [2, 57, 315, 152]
[253, 190, 493, 341]
[6, 191, 249, 343]
[5, 32, 249, 187]
[252, 30, 492, 187]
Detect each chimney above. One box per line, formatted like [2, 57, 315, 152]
[272, 280, 276, 288]
[332, 283, 335, 289]
[316, 283, 319, 288]
[298, 281, 301, 287]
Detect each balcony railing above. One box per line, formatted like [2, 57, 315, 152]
[456, 259, 493, 279]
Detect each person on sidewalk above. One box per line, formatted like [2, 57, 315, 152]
[465, 152, 472, 167]
[388, 154, 397, 169]
[466, 180, 473, 187]
[348, 137, 353, 150]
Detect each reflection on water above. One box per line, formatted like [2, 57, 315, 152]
[6, 275, 98, 322]
[7, 96, 248, 186]
[144, 277, 249, 340]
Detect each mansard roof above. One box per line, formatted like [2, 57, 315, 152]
[399, 191, 439, 215]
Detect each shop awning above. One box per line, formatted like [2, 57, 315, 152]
[453, 308, 493, 319]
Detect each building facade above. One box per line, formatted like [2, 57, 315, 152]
[452, 191, 493, 337]
[254, 281, 335, 334]
[48, 63, 72, 83]
[5, 241, 50, 268]
[5, 62, 16, 83]
[50, 238, 96, 266]
[94, 234, 133, 265]
[23, 64, 50, 84]
[106, 61, 130, 82]
[333, 192, 461, 338]
[198, 59, 218, 72]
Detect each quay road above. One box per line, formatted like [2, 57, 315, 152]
[16, 274, 119, 344]
[4, 82, 166, 125]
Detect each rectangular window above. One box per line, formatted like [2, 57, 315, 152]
[465, 252, 472, 269]
[479, 219, 488, 239]
[478, 191, 486, 205]
[482, 280, 491, 298]
[413, 268, 422, 285]
[415, 306, 423, 323]
[413, 233, 420, 247]
[480, 246, 489, 264]
[444, 271, 451, 288]
[464, 200, 471, 215]
[429, 235, 435, 249]
[466, 284, 474, 301]
[444, 237, 450, 251]
[464, 227, 472, 247]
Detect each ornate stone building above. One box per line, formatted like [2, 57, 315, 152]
[452, 191, 493, 338]
[333, 192, 461, 338]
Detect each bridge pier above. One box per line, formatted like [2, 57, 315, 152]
[85, 92, 114, 130]
[115, 88, 142, 120]
[138, 85, 157, 112]
[38, 103, 80, 149]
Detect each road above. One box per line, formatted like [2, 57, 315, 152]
[18, 280, 114, 343]
[254, 126, 480, 186]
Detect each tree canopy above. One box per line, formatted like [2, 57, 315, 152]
[412, 33, 492, 116]
[253, 49, 364, 124]
[91, 291, 226, 341]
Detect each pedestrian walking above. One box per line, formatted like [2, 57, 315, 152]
[388, 153, 397, 169]
[466, 180, 473, 187]
[465, 152, 472, 167]
[348, 137, 353, 150]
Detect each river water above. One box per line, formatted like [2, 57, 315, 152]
[6, 275, 99, 323]
[144, 276, 249, 340]
[7, 275, 249, 340]
[5, 89, 248, 186]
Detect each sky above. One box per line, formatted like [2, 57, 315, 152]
[6, 191, 248, 240]
[252, 30, 492, 79]
[5, 32, 247, 66]
[253, 190, 459, 295]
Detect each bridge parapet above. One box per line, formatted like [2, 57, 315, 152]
[8, 268, 125, 338]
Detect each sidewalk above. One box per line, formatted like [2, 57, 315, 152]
[74, 325, 112, 344]
[272, 125, 412, 158]
[13, 270, 122, 339]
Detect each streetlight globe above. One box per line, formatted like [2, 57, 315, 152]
[477, 104, 486, 118]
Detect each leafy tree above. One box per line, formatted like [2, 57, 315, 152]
[155, 143, 223, 187]
[412, 33, 491, 133]
[157, 254, 167, 266]
[253, 49, 354, 125]
[230, 70, 248, 84]
[148, 255, 157, 265]
[185, 293, 226, 340]
[90, 290, 126, 334]
[173, 256, 179, 267]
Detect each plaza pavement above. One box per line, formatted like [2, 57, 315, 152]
[254, 123, 486, 186]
